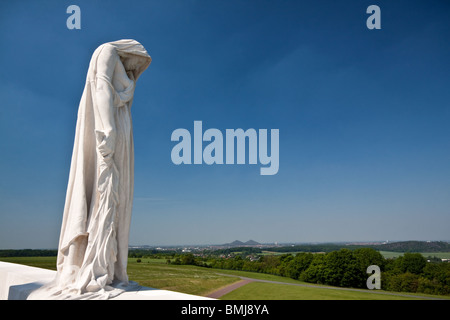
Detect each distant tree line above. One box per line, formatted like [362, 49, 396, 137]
[261, 241, 450, 254]
[210, 248, 386, 289]
[0, 249, 57, 257]
[168, 253, 210, 267]
[128, 249, 178, 259]
[207, 247, 263, 255]
[264, 243, 353, 253]
[173, 248, 450, 296]
[2, 241, 447, 257]
[368, 241, 450, 253]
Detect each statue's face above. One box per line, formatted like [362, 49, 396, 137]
[120, 54, 141, 73]
[118, 51, 150, 81]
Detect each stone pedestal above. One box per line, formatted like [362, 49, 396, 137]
[0, 261, 212, 300]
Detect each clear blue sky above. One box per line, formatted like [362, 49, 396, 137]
[1, 0, 449, 249]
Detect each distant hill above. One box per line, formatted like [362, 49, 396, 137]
[222, 240, 261, 247]
[370, 241, 450, 253]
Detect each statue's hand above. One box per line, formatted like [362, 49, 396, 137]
[95, 129, 115, 159]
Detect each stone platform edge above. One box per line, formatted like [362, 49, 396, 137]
[0, 261, 213, 300]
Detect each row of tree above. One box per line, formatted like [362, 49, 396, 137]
[0, 249, 57, 257]
[172, 248, 450, 296]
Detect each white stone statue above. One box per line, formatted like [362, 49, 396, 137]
[28, 39, 151, 299]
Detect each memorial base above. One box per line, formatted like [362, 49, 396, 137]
[0, 261, 212, 300]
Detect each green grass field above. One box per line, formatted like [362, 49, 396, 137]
[0, 256, 57, 270]
[220, 282, 421, 300]
[1, 256, 448, 300]
[126, 258, 240, 296]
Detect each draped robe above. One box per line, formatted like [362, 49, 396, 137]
[28, 40, 151, 299]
